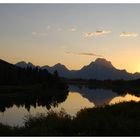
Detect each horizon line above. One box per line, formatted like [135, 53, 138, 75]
[1, 57, 139, 74]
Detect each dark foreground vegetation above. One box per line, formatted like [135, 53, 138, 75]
[1, 101, 140, 136]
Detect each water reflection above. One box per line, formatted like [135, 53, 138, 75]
[52, 92, 94, 115]
[0, 90, 68, 112]
[69, 85, 140, 106]
[0, 91, 94, 126]
[110, 93, 140, 104]
[69, 85, 118, 106]
[0, 85, 140, 126]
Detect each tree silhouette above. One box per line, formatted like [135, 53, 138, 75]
[0, 59, 67, 90]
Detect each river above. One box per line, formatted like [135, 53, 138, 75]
[0, 85, 140, 126]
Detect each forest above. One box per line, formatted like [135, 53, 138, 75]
[0, 59, 68, 90]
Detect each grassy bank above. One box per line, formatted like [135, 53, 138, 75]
[1, 101, 140, 136]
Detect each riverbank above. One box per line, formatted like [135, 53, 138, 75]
[0, 101, 140, 136]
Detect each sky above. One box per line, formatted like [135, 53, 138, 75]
[0, 4, 140, 73]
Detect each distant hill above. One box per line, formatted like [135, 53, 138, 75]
[16, 61, 72, 78]
[73, 58, 135, 80]
[16, 58, 140, 80]
[0, 59, 64, 87]
[16, 61, 39, 69]
[42, 63, 73, 78]
[0, 59, 20, 84]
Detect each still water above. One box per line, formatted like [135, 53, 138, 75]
[0, 85, 140, 126]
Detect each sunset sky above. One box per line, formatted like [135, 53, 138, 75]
[0, 4, 140, 73]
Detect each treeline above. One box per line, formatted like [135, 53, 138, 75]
[67, 78, 140, 86]
[0, 59, 67, 90]
[88, 79, 140, 86]
[67, 78, 140, 96]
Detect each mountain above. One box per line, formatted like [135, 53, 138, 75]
[73, 58, 134, 80]
[41, 63, 73, 78]
[0, 59, 65, 86]
[16, 58, 140, 80]
[15, 61, 39, 69]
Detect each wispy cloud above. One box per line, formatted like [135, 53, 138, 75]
[95, 30, 111, 36]
[84, 32, 94, 38]
[46, 25, 63, 32]
[66, 52, 103, 57]
[68, 25, 77, 32]
[78, 52, 103, 57]
[32, 32, 47, 36]
[69, 27, 76, 32]
[45, 25, 77, 33]
[83, 30, 111, 38]
[46, 25, 51, 30]
[120, 32, 138, 37]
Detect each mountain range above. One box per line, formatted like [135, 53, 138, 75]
[15, 58, 140, 80]
[0, 59, 62, 86]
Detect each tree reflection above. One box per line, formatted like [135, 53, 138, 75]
[0, 90, 69, 112]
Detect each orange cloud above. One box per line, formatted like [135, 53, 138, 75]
[66, 52, 103, 57]
[83, 30, 111, 38]
[120, 32, 138, 37]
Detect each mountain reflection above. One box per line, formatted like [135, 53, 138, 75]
[69, 85, 118, 106]
[0, 85, 140, 113]
[69, 85, 140, 107]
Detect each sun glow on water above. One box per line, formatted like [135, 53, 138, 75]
[109, 93, 140, 105]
